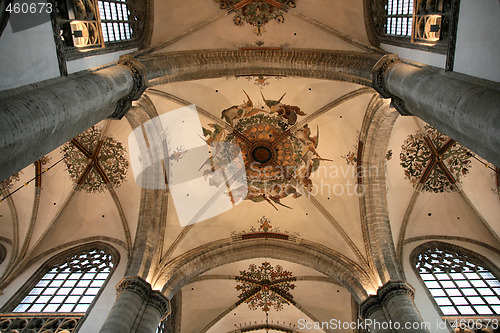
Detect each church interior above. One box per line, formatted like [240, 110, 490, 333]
[0, 0, 499, 332]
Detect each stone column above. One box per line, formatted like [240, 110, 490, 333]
[99, 276, 170, 333]
[359, 281, 429, 333]
[379, 281, 429, 333]
[373, 55, 500, 167]
[0, 55, 146, 182]
[359, 295, 392, 333]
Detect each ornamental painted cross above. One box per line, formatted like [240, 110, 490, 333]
[235, 262, 296, 312]
[400, 125, 472, 193]
[61, 126, 129, 193]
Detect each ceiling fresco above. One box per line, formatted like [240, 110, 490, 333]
[0, 172, 21, 191]
[215, 0, 296, 35]
[400, 124, 472, 193]
[231, 216, 300, 241]
[235, 261, 296, 313]
[202, 91, 331, 210]
[61, 126, 129, 193]
[1, 1, 499, 332]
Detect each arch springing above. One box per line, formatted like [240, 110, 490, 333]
[415, 245, 500, 316]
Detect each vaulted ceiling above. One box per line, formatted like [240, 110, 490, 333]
[0, 1, 498, 332]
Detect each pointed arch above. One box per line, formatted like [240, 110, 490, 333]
[411, 241, 500, 317]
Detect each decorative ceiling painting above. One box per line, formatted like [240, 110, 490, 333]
[61, 126, 129, 193]
[235, 261, 296, 312]
[231, 216, 299, 241]
[0, 172, 21, 191]
[233, 74, 285, 89]
[400, 125, 472, 193]
[215, 0, 296, 35]
[202, 92, 331, 210]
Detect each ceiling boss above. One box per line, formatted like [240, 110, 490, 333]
[202, 91, 331, 210]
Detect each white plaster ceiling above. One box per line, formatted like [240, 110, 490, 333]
[0, 1, 499, 332]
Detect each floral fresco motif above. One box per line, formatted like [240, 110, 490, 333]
[400, 125, 472, 193]
[236, 262, 296, 312]
[203, 91, 330, 209]
[231, 216, 299, 241]
[341, 138, 392, 165]
[0, 172, 21, 190]
[341, 145, 358, 166]
[61, 126, 129, 193]
[215, 0, 296, 35]
[233, 74, 285, 89]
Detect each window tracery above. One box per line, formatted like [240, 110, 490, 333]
[13, 248, 115, 313]
[413, 243, 500, 317]
[0, 244, 118, 332]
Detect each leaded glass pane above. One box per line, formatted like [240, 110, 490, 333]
[97, 1, 134, 42]
[12, 248, 114, 313]
[384, 0, 413, 37]
[445, 289, 461, 296]
[415, 246, 500, 316]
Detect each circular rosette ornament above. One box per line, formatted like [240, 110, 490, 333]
[400, 125, 472, 193]
[203, 92, 329, 209]
[61, 126, 129, 193]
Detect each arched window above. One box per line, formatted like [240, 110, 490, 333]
[365, 0, 460, 69]
[48, 0, 151, 72]
[413, 242, 500, 317]
[2, 243, 118, 316]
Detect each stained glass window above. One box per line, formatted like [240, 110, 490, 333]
[12, 248, 115, 313]
[415, 246, 500, 316]
[97, 0, 134, 42]
[384, 0, 413, 37]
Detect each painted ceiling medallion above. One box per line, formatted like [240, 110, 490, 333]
[62, 126, 129, 193]
[231, 216, 299, 241]
[400, 125, 472, 193]
[215, 0, 296, 35]
[203, 92, 329, 209]
[235, 262, 296, 312]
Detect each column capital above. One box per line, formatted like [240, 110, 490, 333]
[359, 294, 383, 319]
[149, 291, 171, 319]
[372, 54, 399, 98]
[116, 276, 170, 316]
[377, 280, 415, 304]
[110, 55, 149, 119]
[116, 275, 152, 298]
[371, 54, 412, 116]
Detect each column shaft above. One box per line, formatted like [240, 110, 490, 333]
[359, 295, 393, 333]
[367, 308, 393, 333]
[99, 276, 170, 333]
[0, 65, 133, 181]
[383, 294, 428, 333]
[378, 281, 429, 333]
[99, 289, 146, 333]
[384, 62, 500, 167]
